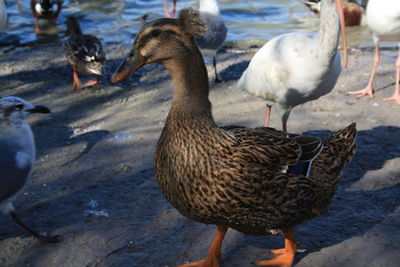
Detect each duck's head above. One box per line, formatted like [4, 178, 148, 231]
[0, 96, 50, 125]
[302, 0, 321, 15]
[111, 8, 206, 83]
[33, 0, 62, 17]
[65, 16, 83, 36]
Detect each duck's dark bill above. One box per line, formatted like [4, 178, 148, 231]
[28, 105, 51, 114]
[111, 56, 147, 83]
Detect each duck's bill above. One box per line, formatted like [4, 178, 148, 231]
[28, 105, 51, 114]
[302, 1, 320, 14]
[111, 54, 147, 83]
[335, 0, 348, 68]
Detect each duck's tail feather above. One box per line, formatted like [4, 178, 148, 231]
[311, 123, 357, 186]
[308, 123, 357, 213]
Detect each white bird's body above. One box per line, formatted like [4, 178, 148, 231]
[197, 0, 227, 56]
[0, 97, 38, 217]
[0, 122, 35, 215]
[347, 0, 400, 103]
[0, 0, 7, 29]
[196, 0, 227, 82]
[239, 31, 342, 124]
[164, 0, 227, 82]
[238, 0, 347, 131]
[366, 0, 400, 41]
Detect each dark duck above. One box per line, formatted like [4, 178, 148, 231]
[64, 16, 105, 91]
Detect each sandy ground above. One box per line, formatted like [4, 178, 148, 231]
[0, 40, 399, 267]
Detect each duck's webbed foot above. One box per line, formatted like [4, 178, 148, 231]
[257, 229, 297, 267]
[178, 226, 228, 267]
[85, 77, 101, 87]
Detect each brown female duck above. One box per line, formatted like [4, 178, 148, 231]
[112, 9, 357, 267]
[64, 16, 105, 90]
[31, 0, 63, 33]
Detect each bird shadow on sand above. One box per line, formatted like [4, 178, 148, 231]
[219, 60, 250, 82]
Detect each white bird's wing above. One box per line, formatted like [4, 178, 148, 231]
[0, 139, 32, 202]
[196, 12, 227, 52]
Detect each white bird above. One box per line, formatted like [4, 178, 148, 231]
[238, 0, 348, 132]
[346, 0, 400, 104]
[0, 96, 59, 243]
[164, 0, 227, 82]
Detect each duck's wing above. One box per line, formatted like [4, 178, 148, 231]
[222, 126, 323, 168]
[64, 35, 105, 63]
[216, 125, 320, 230]
[221, 125, 302, 172]
[289, 134, 324, 161]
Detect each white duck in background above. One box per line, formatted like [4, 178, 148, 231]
[164, 0, 227, 82]
[346, 0, 400, 104]
[238, 0, 348, 132]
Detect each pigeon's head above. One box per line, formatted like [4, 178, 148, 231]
[0, 96, 51, 124]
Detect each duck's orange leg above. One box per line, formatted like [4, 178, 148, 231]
[178, 225, 228, 267]
[85, 77, 101, 87]
[257, 229, 297, 267]
[383, 50, 400, 104]
[71, 65, 83, 90]
[347, 44, 380, 98]
[34, 16, 41, 33]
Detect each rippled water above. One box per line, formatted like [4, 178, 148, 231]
[1, 0, 375, 48]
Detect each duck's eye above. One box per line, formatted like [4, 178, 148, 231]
[15, 104, 24, 111]
[151, 30, 161, 38]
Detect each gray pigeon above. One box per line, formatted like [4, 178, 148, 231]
[0, 96, 59, 243]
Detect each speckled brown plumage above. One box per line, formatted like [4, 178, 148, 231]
[111, 8, 357, 267]
[155, 109, 356, 236]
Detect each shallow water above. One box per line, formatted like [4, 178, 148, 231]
[0, 0, 378, 49]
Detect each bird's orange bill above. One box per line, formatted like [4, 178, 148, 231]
[111, 54, 147, 83]
[335, 0, 348, 68]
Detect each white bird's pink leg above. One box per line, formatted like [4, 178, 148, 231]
[263, 105, 272, 127]
[383, 49, 400, 104]
[347, 44, 380, 98]
[164, 0, 176, 18]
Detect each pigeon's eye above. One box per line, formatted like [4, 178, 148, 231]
[15, 104, 24, 111]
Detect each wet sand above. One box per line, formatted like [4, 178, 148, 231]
[0, 42, 399, 267]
